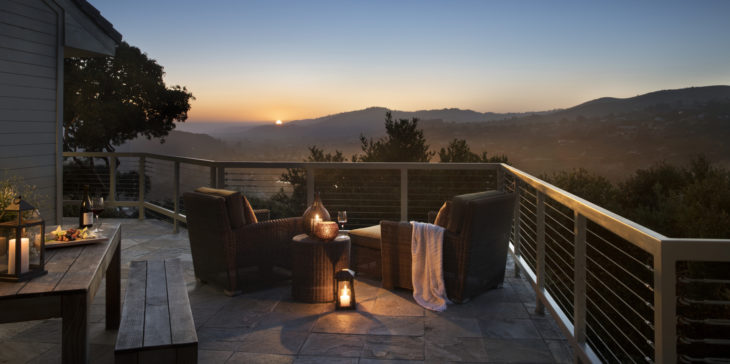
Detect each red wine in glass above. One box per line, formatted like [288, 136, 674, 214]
[91, 196, 104, 233]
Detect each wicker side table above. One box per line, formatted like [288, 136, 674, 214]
[291, 234, 351, 303]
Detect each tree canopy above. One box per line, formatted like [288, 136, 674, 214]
[545, 156, 730, 238]
[355, 112, 434, 162]
[64, 42, 194, 152]
[438, 138, 508, 163]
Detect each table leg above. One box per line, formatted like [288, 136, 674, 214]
[106, 238, 121, 330]
[62, 293, 88, 364]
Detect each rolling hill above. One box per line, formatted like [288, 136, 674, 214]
[121, 85, 730, 180]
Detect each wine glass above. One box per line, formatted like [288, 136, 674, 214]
[337, 211, 347, 233]
[91, 196, 104, 234]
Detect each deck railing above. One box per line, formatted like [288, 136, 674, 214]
[62, 152, 730, 363]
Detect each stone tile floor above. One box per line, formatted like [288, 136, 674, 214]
[0, 218, 574, 363]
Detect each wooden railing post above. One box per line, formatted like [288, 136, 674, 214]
[216, 167, 225, 189]
[535, 191, 546, 315]
[209, 166, 217, 188]
[573, 212, 587, 358]
[400, 168, 408, 221]
[306, 166, 314, 207]
[173, 161, 180, 233]
[513, 181, 522, 278]
[654, 243, 677, 364]
[497, 165, 505, 191]
[138, 156, 145, 220]
[109, 155, 116, 202]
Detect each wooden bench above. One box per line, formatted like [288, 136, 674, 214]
[115, 259, 198, 364]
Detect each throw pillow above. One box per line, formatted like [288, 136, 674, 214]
[434, 201, 451, 228]
[242, 196, 258, 225]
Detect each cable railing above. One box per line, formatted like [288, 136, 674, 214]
[61, 152, 730, 363]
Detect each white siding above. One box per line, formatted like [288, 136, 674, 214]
[0, 0, 59, 222]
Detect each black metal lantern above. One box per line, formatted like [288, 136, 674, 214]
[0, 196, 47, 281]
[335, 269, 356, 310]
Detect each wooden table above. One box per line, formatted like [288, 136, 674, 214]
[291, 234, 350, 302]
[0, 224, 122, 364]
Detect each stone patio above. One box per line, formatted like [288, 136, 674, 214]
[0, 218, 573, 363]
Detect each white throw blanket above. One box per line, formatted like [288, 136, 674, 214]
[410, 221, 451, 311]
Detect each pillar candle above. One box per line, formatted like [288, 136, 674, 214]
[340, 283, 351, 307]
[8, 238, 29, 274]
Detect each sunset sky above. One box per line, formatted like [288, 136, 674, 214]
[90, 0, 730, 123]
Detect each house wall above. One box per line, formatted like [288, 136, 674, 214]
[0, 0, 61, 222]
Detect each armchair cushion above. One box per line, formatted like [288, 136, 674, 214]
[195, 187, 246, 228]
[349, 225, 381, 250]
[446, 190, 504, 233]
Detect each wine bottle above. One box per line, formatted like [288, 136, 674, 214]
[79, 185, 93, 228]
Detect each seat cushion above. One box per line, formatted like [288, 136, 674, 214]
[349, 225, 381, 250]
[446, 190, 505, 233]
[195, 187, 246, 228]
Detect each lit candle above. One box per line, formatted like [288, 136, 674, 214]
[312, 214, 321, 232]
[340, 283, 351, 307]
[8, 238, 29, 274]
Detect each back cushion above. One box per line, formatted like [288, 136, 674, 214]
[446, 190, 504, 233]
[195, 187, 246, 228]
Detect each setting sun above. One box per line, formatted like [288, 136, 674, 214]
[275, 120, 283, 125]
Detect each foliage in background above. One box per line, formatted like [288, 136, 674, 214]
[438, 138, 509, 163]
[0, 173, 46, 222]
[64, 42, 193, 153]
[545, 156, 730, 238]
[267, 146, 349, 218]
[542, 168, 619, 212]
[355, 112, 434, 162]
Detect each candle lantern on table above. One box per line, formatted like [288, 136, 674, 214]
[314, 221, 339, 241]
[0, 196, 47, 281]
[302, 191, 330, 237]
[335, 269, 356, 310]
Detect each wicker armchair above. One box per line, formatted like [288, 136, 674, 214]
[380, 190, 516, 303]
[183, 187, 304, 296]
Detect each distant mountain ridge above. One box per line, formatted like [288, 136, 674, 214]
[559, 85, 730, 118]
[220, 85, 730, 141]
[223, 107, 543, 142]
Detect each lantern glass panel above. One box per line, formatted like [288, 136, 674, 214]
[26, 224, 43, 267]
[335, 269, 356, 310]
[0, 227, 16, 273]
[337, 280, 353, 308]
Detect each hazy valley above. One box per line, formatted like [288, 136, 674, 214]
[120, 86, 730, 180]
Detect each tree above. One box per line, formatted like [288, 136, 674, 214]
[64, 42, 194, 152]
[438, 138, 508, 163]
[268, 146, 348, 218]
[355, 111, 434, 162]
[544, 168, 618, 211]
